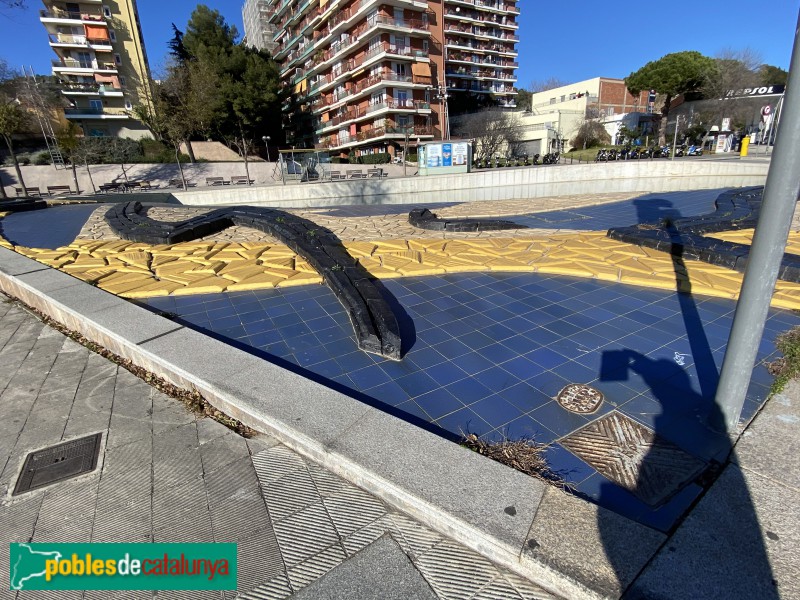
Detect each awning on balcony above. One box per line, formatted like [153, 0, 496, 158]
[84, 24, 106, 38]
[411, 63, 431, 77]
[293, 79, 308, 94]
[320, 0, 330, 8]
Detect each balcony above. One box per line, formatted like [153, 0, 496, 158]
[319, 124, 434, 149]
[40, 7, 106, 22]
[60, 82, 123, 96]
[48, 33, 112, 49]
[52, 58, 117, 73]
[64, 107, 129, 119]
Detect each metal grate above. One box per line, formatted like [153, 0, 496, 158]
[560, 412, 706, 507]
[13, 433, 102, 495]
[556, 384, 604, 413]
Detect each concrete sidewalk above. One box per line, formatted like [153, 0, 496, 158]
[625, 379, 800, 599]
[0, 296, 558, 600]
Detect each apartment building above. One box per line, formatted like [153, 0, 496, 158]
[39, 0, 152, 138]
[243, 0, 519, 158]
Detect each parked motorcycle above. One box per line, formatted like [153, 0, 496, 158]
[686, 145, 703, 156]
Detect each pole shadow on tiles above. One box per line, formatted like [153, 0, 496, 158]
[594, 198, 777, 598]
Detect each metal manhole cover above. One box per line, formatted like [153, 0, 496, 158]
[556, 384, 604, 413]
[13, 433, 102, 495]
[560, 412, 705, 507]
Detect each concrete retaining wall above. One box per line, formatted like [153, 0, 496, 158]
[169, 160, 769, 208]
[2, 159, 768, 208]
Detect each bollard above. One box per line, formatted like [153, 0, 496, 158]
[740, 136, 750, 157]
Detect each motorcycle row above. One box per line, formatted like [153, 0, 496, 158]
[595, 145, 703, 161]
[475, 152, 560, 168]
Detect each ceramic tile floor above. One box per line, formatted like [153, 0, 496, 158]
[0, 203, 101, 249]
[508, 188, 726, 230]
[139, 270, 797, 532]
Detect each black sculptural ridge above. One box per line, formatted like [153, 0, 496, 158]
[104, 202, 402, 360]
[408, 208, 528, 232]
[607, 187, 800, 283]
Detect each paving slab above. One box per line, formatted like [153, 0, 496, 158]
[625, 464, 797, 600]
[291, 535, 438, 600]
[0, 299, 559, 600]
[733, 378, 800, 492]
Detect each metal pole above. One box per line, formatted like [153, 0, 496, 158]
[671, 115, 680, 160]
[714, 10, 800, 431]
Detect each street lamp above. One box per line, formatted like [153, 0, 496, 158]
[262, 135, 271, 162]
[430, 84, 450, 141]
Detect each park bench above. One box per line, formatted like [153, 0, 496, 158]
[99, 182, 123, 193]
[46, 185, 75, 196]
[126, 180, 154, 191]
[231, 175, 254, 185]
[206, 177, 230, 186]
[346, 169, 366, 179]
[366, 168, 388, 178]
[167, 178, 197, 188]
[329, 170, 346, 181]
[14, 187, 43, 197]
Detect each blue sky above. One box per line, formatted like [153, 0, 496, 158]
[1, 1, 797, 84]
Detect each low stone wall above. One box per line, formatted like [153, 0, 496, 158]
[1, 159, 768, 208]
[170, 160, 769, 208]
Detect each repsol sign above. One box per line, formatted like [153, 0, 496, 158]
[725, 85, 785, 98]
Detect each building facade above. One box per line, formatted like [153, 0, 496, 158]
[39, 0, 152, 138]
[243, 0, 519, 158]
[515, 77, 651, 155]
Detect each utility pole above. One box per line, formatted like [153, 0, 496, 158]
[714, 10, 800, 431]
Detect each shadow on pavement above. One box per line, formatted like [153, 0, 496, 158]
[597, 198, 777, 598]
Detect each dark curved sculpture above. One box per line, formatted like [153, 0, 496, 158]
[409, 208, 527, 232]
[607, 187, 800, 283]
[105, 202, 402, 360]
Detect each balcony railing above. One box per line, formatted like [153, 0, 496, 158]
[49, 33, 111, 46]
[40, 7, 105, 21]
[319, 124, 434, 148]
[60, 81, 121, 93]
[53, 58, 117, 71]
[64, 107, 128, 116]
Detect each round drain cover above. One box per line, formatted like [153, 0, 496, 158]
[556, 384, 604, 414]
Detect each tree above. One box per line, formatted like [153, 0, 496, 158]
[0, 60, 29, 197]
[529, 77, 567, 93]
[758, 64, 788, 86]
[626, 51, 716, 145]
[452, 108, 523, 161]
[168, 24, 190, 65]
[55, 121, 83, 193]
[571, 121, 611, 149]
[515, 88, 532, 111]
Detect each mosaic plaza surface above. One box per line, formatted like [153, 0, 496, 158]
[1, 187, 797, 533]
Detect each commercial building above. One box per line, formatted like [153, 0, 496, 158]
[39, 0, 152, 138]
[515, 77, 651, 155]
[242, 0, 520, 158]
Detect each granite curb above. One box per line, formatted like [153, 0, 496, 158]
[0, 245, 666, 599]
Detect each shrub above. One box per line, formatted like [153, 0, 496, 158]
[359, 152, 390, 164]
[33, 151, 52, 165]
[330, 156, 349, 164]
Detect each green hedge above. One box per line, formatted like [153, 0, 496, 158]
[358, 152, 390, 164]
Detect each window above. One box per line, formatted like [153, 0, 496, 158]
[119, 76, 126, 86]
[422, 40, 429, 52]
[560, 95, 565, 102]
[371, 91, 385, 105]
[114, 53, 122, 65]
[549, 98, 555, 104]
[102, 5, 111, 17]
[109, 30, 116, 42]
[396, 90, 408, 106]
[89, 99, 103, 112]
[124, 100, 132, 110]
[397, 115, 410, 127]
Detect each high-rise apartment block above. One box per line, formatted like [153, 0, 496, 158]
[39, 0, 152, 138]
[243, 0, 519, 158]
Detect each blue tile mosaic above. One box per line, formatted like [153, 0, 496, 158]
[131, 189, 800, 531]
[0, 203, 100, 249]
